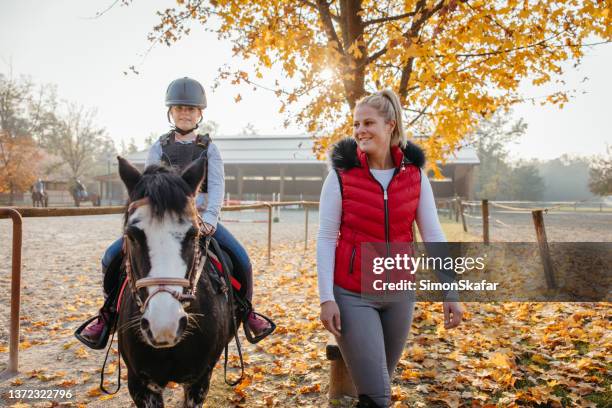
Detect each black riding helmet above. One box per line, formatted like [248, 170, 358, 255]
[165, 77, 207, 135]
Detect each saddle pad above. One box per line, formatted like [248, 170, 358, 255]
[208, 250, 242, 291]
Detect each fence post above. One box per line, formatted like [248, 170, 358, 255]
[454, 196, 460, 222]
[532, 210, 557, 289]
[459, 198, 467, 232]
[267, 204, 272, 265]
[304, 204, 309, 251]
[326, 335, 357, 399]
[0, 208, 23, 381]
[482, 199, 489, 245]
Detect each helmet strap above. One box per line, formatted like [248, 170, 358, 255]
[174, 124, 199, 135]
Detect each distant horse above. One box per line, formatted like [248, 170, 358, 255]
[31, 191, 48, 207]
[116, 157, 240, 408]
[69, 186, 101, 207]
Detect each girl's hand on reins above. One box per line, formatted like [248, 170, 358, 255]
[202, 222, 216, 236]
[443, 301, 464, 329]
[320, 301, 342, 337]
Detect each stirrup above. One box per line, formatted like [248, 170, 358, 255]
[74, 313, 114, 350]
[243, 312, 276, 344]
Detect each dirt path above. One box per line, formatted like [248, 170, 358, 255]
[1, 215, 610, 407]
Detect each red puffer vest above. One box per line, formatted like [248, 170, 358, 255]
[331, 138, 425, 293]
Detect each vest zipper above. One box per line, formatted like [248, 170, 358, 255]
[384, 189, 389, 256]
[383, 189, 391, 292]
[367, 168, 399, 257]
[349, 246, 356, 274]
[368, 164, 402, 292]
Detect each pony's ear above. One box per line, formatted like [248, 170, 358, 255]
[181, 157, 206, 195]
[117, 156, 142, 194]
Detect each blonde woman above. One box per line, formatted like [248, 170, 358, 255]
[317, 89, 464, 407]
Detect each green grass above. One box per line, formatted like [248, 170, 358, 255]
[573, 340, 590, 355]
[551, 384, 572, 407]
[585, 368, 612, 408]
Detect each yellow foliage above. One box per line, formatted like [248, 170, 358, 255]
[137, 0, 610, 169]
[0, 132, 42, 194]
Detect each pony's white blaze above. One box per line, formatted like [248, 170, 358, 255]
[131, 206, 192, 346]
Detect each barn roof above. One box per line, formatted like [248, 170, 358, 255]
[125, 135, 479, 165]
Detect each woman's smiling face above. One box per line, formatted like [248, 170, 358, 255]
[352, 104, 395, 155]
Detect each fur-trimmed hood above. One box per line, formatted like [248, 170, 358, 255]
[330, 137, 425, 170]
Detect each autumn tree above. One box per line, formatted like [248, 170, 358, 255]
[126, 0, 610, 167]
[120, 137, 140, 155]
[589, 145, 612, 196]
[43, 103, 109, 179]
[241, 122, 258, 135]
[0, 72, 57, 204]
[471, 109, 526, 199]
[506, 160, 544, 200]
[470, 112, 544, 200]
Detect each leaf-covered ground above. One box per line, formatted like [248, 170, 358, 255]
[0, 214, 610, 407]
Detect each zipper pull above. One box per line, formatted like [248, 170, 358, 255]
[384, 190, 388, 200]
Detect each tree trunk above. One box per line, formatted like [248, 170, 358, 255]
[341, 0, 366, 107]
[9, 182, 15, 206]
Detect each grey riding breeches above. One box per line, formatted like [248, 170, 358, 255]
[333, 285, 415, 407]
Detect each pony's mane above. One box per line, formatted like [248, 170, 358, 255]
[125, 164, 195, 223]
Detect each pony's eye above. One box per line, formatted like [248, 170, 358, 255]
[126, 226, 144, 243]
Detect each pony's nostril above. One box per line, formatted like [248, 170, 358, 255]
[177, 316, 188, 334]
[141, 318, 150, 332]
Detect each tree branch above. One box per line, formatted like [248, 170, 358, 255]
[367, 46, 388, 64]
[397, 0, 446, 100]
[297, 0, 340, 22]
[408, 105, 430, 126]
[364, 10, 418, 26]
[398, 57, 415, 102]
[315, 0, 345, 55]
[447, 39, 609, 59]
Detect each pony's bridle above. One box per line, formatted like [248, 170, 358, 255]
[122, 197, 208, 313]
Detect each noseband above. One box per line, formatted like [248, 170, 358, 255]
[122, 197, 208, 313]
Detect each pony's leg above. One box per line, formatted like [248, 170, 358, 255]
[182, 371, 213, 408]
[127, 369, 164, 408]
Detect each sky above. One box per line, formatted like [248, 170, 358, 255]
[1, 0, 610, 161]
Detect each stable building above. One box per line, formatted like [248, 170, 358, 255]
[94, 135, 479, 203]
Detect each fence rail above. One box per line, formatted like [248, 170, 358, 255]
[0, 201, 319, 378]
[1, 198, 607, 378]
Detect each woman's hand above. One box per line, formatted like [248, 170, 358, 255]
[201, 222, 216, 236]
[443, 301, 464, 329]
[320, 301, 342, 337]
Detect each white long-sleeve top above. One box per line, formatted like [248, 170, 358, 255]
[316, 168, 446, 304]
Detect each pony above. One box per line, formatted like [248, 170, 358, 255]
[116, 157, 239, 408]
[69, 184, 101, 207]
[31, 190, 48, 207]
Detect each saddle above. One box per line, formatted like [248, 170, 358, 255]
[202, 239, 276, 344]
